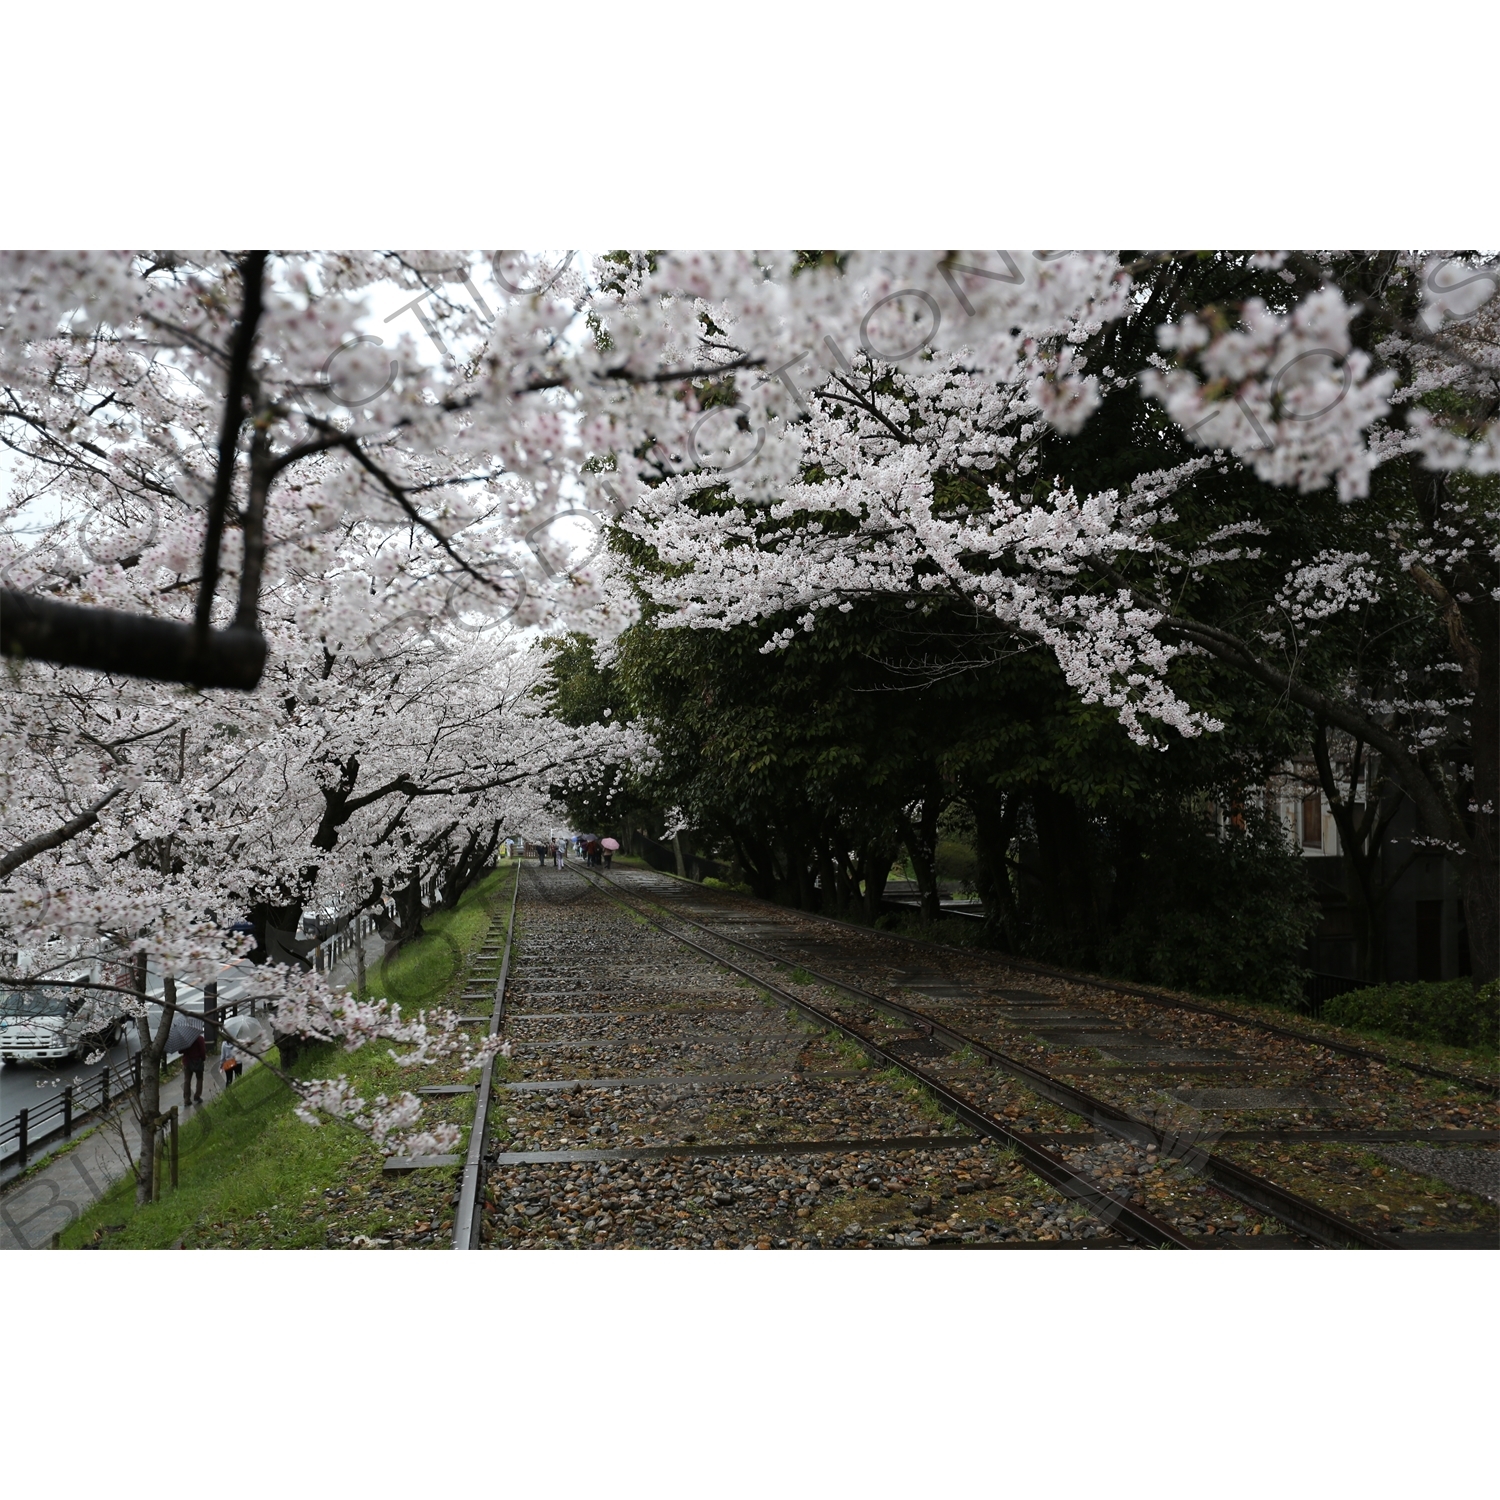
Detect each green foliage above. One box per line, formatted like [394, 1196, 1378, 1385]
[1324, 978, 1499, 1052]
[933, 838, 977, 886]
[1097, 810, 1318, 1005]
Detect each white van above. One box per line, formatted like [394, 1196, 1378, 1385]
[0, 986, 127, 1064]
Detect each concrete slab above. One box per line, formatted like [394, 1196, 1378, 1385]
[1171, 1087, 1339, 1110]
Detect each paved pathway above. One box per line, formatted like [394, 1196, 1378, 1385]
[0, 1057, 243, 1249]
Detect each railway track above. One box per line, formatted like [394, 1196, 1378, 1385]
[469, 863, 1432, 1250]
[842, 897, 1498, 1099]
[476, 864, 1223, 1248]
[452, 867, 520, 1249]
[580, 867, 1498, 1250]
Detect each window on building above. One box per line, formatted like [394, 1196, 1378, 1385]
[1301, 793, 1323, 848]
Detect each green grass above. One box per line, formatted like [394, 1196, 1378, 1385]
[63, 864, 515, 1250]
[362, 864, 513, 1007]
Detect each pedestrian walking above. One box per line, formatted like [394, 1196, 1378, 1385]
[220, 1039, 243, 1088]
[182, 1030, 207, 1106]
[536, 840, 547, 867]
[553, 839, 565, 870]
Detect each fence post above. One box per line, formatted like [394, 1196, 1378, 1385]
[63, 1085, 73, 1137]
[17, 1107, 28, 1167]
[101, 1065, 110, 1112]
[169, 1106, 179, 1189]
[132, 1052, 141, 1091]
[204, 979, 219, 1047]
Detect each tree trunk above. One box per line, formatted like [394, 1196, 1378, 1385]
[899, 790, 944, 923]
[832, 835, 861, 918]
[133, 961, 175, 1207]
[813, 838, 840, 916]
[1460, 852, 1498, 983]
[791, 831, 818, 911]
[733, 833, 778, 900]
[250, 897, 308, 968]
[391, 873, 426, 944]
[859, 828, 900, 924]
[969, 792, 1020, 948]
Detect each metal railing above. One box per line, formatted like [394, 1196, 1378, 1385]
[312, 912, 381, 975]
[0, 989, 260, 1171]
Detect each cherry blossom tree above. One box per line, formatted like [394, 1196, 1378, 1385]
[4, 248, 1494, 1155]
[601, 252, 1499, 979]
[0, 497, 642, 1178]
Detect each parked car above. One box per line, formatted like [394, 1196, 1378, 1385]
[297, 907, 340, 940]
[0, 987, 126, 1065]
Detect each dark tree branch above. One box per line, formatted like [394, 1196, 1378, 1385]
[195, 251, 268, 639]
[1, 588, 267, 689]
[0, 787, 123, 878]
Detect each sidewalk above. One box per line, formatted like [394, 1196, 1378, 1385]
[326, 922, 388, 992]
[0, 1052, 252, 1249]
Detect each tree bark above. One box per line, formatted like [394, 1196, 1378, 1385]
[1, 589, 267, 689]
[133, 961, 175, 1207]
[1311, 731, 1418, 983]
[969, 791, 1020, 947]
[858, 827, 901, 924]
[0, 788, 123, 878]
[898, 785, 946, 923]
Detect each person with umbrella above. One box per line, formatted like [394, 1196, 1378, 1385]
[165, 1007, 209, 1107]
[220, 1036, 243, 1087]
[601, 837, 619, 869]
[216, 1013, 266, 1088]
[181, 1029, 207, 1106]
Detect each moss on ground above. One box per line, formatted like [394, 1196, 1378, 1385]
[62, 865, 515, 1250]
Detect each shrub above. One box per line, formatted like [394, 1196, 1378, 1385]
[1324, 978, 1499, 1051]
[1098, 809, 1318, 1007]
[933, 839, 978, 887]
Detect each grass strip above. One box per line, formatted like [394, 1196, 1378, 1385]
[63, 864, 515, 1250]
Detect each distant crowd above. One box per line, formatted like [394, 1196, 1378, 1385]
[527, 837, 612, 870]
